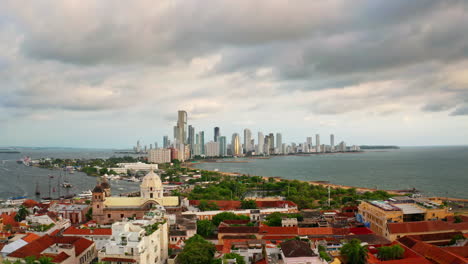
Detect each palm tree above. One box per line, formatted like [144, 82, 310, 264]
[14, 205, 30, 222]
[340, 239, 368, 264]
[36, 256, 53, 264]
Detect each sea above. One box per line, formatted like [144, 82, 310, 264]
[0, 146, 467, 200]
[193, 146, 468, 199]
[0, 148, 141, 200]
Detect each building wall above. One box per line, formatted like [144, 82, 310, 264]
[358, 202, 403, 236]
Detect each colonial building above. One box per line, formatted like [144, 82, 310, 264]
[92, 171, 179, 224]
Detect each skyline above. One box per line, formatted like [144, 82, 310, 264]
[1, 1, 468, 148]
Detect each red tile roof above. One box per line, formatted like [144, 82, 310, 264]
[398, 236, 468, 264]
[22, 199, 39, 208]
[298, 227, 335, 235]
[350, 227, 374, 235]
[63, 226, 112, 236]
[443, 247, 468, 258]
[388, 220, 468, 234]
[259, 226, 298, 235]
[8, 235, 93, 260]
[101, 257, 136, 263]
[21, 233, 41, 243]
[218, 226, 259, 234]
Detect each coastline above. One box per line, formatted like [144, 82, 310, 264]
[185, 160, 468, 201]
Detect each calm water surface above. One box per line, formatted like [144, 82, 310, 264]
[194, 146, 468, 199]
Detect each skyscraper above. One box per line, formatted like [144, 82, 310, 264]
[231, 133, 242, 156]
[269, 133, 275, 154]
[214, 127, 220, 142]
[244, 129, 252, 153]
[219, 136, 227, 156]
[176, 110, 187, 144]
[163, 136, 169, 148]
[276, 133, 282, 154]
[257, 132, 264, 155]
[199, 131, 205, 155]
[316, 134, 320, 153]
[306, 137, 312, 151]
[188, 125, 195, 152]
[330, 134, 335, 151]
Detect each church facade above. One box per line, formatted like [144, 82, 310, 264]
[92, 170, 179, 224]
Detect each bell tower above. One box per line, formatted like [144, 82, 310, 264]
[92, 183, 105, 223]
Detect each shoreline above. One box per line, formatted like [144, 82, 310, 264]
[185, 160, 468, 201]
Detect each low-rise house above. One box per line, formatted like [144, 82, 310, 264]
[0, 233, 40, 258]
[98, 215, 168, 264]
[367, 241, 432, 264]
[6, 235, 96, 264]
[62, 226, 112, 250]
[169, 214, 196, 248]
[49, 203, 90, 224]
[280, 240, 326, 264]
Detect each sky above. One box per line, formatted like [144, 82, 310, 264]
[1, 0, 468, 148]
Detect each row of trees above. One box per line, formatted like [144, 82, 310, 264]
[177, 235, 245, 264]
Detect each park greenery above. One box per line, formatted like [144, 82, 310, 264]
[318, 244, 332, 262]
[14, 205, 29, 222]
[222, 253, 246, 264]
[340, 239, 368, 264]
[2, 256, 53, 264]
[212, 212, 250, 226]
[197, 220, 216, 238]
[377, 244, 405, 260]
[177, 235, 217, 264]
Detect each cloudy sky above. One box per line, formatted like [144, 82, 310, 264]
[1, 0, 468, 148]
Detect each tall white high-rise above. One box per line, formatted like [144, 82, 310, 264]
[176, 110, 187, 144]
[276, 133, 282, 154]
[306, 137, 312, 151]
[205, 141, 220, 157]
[257, 132, 264, 155]
[243, 129, 252, 153]
[330, 134, 335, 151]
[315, 134, 320, 153]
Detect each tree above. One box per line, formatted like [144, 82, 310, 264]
[197, 220, 216, 238]
[240, 199, 257, 209]
[177, 235, 216, 264]
[212, 212, 249, 226]
[264, 212, 283, 227]
[36, 256, 53, 264]
[85, 208, 93, 221]
[223, 253, 246, 264]
[449, 234, 465, 245]
[340, 239, 368, 264]
[377, 244, 404, 260]
[15, 205, 29, 222]
[454, 215, 463, 223]
[198, 200, 220, 211]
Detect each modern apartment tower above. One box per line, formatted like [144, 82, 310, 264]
[276, 133, 282, 154]
[219, 136, 227, 156]
[231, 133, 242, 156]
[330, 134, 335, 151]
[268, 133, 275, 154]
[244, 129, 252, 153]
[315, 134, 320, 153]
[176, 110, 187, 144]
[214, 127, 220, 142]
[257, 132, 264, 155]
[199, 131, 205, 155]
[163, 136, 169, 148]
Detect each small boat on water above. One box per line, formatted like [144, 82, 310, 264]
[4, 196, 27, 206]
[61, 181, 73, 188]
[78, 190, 92, 198]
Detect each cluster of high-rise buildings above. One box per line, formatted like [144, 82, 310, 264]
[147, 110, 360, 163]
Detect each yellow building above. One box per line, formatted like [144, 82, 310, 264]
[358, 199, 452, 239]
[92, 170, 179, 224]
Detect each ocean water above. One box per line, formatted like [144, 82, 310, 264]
[0, 148, 141, 200]
[194, 146, 468, 199]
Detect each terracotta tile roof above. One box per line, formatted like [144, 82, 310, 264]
[8, 235, 93, 260]
[254, 258, 268, 264]
[297, 227, 335, 235]
[443, 246, 468, 258]
[398, 236, 468, 264]
[22, 199, 40, 208]
[1, 213, 19, 227]
[222, 220, 251, 225]
[63, 226, 112, 236]
[218, 226, 259, 234]
[256, 200, 297, 208]
[388, 220, 468, 234]
[407, 231, 463, 243]
[349, 227, 374, 235]
[262, 235, 296, 240]
[101, 257, 136, 263]
[280, 240, 316, 258]
[259, 226, 298, 235]
[43, 252, 70, 263]
[21, 233, 41, 243]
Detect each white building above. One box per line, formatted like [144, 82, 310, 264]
[244, 129, 252, 153]
[205, 141, 220, 157]
[257, 132, 264, 155]
[276, 133, 282, 154]
[148, 149, 171, 164]
[109, 162, 158, 174]
[98, 215, 168, 264]
[315, 134, 320, 153]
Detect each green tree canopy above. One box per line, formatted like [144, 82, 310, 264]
[223, 253, 246, 264]
[377, 244, 405, 260]
[240, 199, 257, 209]
[340, 239, 368, 264]
[177, 235, 216, 264]
[15, 205, 29, 222]
[212, 212, 249, 226]
[198, 200, 220, 211]
[197, 220, 216, 238]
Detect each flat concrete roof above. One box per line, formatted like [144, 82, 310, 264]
[393, 204, 425, 214]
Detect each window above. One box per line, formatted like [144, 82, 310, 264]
[121, 214, 124, 218]
[150, 193, 153, 198]
[108, 214, 111, 218]
[150, 187, 153, 191]
[97, 205, 99, 208]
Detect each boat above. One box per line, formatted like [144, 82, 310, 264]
[78, 190, 92, 198]
[61, 181, 73, 188]
[35, 182, 41, 196]
[5, 196, 27, 206]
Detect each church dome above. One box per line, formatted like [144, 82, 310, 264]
[92, 185, 103, 193]
[140, 170, 162, 189]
